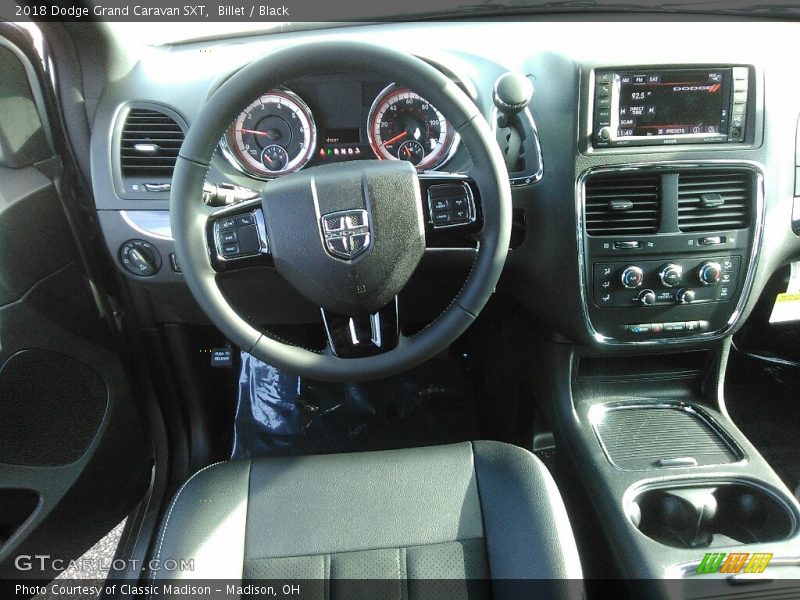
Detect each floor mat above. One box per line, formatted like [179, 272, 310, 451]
[231, 351, 480, 459]
[724, 350, 800, 493]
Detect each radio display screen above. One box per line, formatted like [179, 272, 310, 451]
[616, 69, 731, 138]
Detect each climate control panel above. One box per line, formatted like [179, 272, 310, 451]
[593, 256, 740, 309]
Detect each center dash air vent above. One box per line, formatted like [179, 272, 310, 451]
[585, 173, 660, 236]
[120, 107, 184, 177]
[677, 170, 752, 232]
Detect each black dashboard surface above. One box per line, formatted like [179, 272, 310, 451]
[90, 19, 800, 350]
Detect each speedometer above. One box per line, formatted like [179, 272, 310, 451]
[222, 89, 316, 178]
[367, 85, 456, 171]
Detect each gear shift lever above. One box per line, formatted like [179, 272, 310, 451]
[491, 72, 541, 185]
[493, 72, 534, 128]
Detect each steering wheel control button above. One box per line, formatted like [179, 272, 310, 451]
[427, 183, 475, 228]
[637, 289, 657, 306]
[432, 211, 451, 225]
[620, 265, 644, 289]
[220, 230, 238, 244]
[212, 209, 269, 261]
[236, 214, 256, 227]
[676, 288, 696, 304]
[119, 239, 162, 277]
[698, 261, 722, 285]
[222, 243, 240, 257]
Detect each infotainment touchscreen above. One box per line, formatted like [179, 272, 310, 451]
[615, 69, 731, 138]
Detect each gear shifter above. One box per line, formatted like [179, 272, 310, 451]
[492, 72, 542, 185]
[493, 72, 534, 128]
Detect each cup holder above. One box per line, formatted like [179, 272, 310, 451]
[627, 481, 796, 549]
[0, 489, 40, 547]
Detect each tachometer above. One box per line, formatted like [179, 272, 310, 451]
[222, 89, 316, 178]
[367, 85, 456, 171]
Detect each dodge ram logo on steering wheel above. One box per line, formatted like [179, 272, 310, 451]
[320, 209, 371, 260]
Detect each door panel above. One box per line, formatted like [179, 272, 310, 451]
[0, 25, 150, 581]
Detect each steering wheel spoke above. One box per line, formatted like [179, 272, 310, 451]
[321, 298, 400, 358]
[418, 172, 483, 248]
[206, 197, 272, 271]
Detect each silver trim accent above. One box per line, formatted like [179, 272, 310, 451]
[218, 88, 318, 181]
[319, 209, 371, 260]
[489, 106, 544, 186]
[659, 263, 684, 288]
[588, 401, 746, 472]
[366, 83, 460, 172]
[120, 210, 173, 241]
[575, 160, 765, 345]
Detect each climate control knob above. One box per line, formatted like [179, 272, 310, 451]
[658, 263, 683, 288]
[698, 261, 722, 286]
[637, 289, 657, 306]
[676, 288, 696, 305]
[621, 266, 644, 289]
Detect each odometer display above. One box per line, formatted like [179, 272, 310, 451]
[224, 89, 316, 178]
[367, 86, 455, 171]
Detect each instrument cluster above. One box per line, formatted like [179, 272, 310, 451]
[219, 82, 458, 179]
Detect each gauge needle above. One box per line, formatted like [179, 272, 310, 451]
[381, 131, 408, 147]
[237, 128, 271, 136]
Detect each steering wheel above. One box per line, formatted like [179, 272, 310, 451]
[171, 41, 511, 381]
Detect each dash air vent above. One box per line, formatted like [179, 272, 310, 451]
[677, 170, 752, 232]
[585, 173, 660, 236]
[120, 108, 184, 177]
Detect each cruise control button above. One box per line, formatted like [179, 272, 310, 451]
[431, 198, 450, 212]
[452, 196, 468, 210]
[452, 208, 470, 222]
[432, 210, 451, 225]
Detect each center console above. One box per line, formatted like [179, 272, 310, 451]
[535, 61, 800, 594]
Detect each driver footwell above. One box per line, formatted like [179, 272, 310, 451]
[231, 351, 481, 459]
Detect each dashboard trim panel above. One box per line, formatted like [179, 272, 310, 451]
[575, 159, 765, 346]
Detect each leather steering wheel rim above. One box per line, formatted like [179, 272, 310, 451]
[171, 40, 511, 381]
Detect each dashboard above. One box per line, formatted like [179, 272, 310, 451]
[90, 19, 800, 350]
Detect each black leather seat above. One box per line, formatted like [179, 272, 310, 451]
[152, 441, 583, 598]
